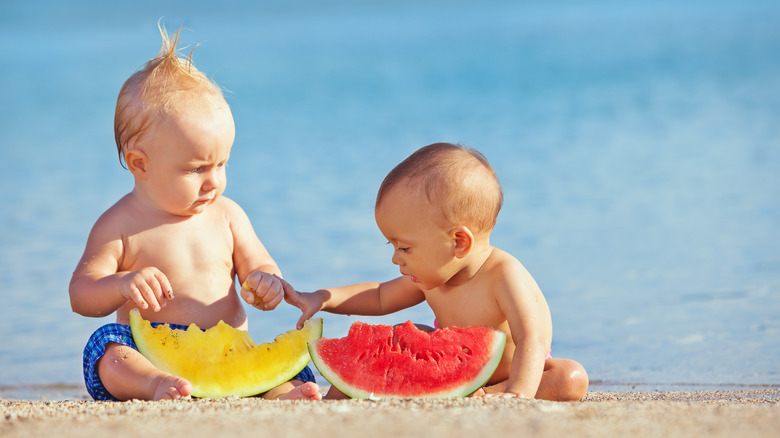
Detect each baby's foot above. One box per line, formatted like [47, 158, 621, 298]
[278, 382, 322, 400]
[152, 375, 193, 400]
[470, 388, 487, 397]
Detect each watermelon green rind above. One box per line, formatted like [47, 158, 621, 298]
[308, 322, 507, 399]
[448, 329, 506, 397]
[308, 341, 373, 399]
[129, 309, 323, 398]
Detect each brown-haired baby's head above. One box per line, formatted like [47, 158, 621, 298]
[376, 143, 503, 234]
[114, 23, 227, 167]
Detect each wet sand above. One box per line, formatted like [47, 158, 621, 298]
[2, 389, 778, 438]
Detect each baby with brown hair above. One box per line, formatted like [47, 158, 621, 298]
[287, 142, 589, 400]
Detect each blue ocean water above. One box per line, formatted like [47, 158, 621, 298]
[1, 0, 779, 398]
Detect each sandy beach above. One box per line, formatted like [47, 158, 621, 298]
[2, 389, 778, 438]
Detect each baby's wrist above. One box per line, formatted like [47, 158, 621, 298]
[311, 289, 330, 307]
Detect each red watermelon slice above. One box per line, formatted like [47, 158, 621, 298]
[308, 320, 506, 398]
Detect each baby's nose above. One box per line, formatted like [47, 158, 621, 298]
[203, 170, 221, 191]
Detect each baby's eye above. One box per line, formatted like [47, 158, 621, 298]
[386, 242, 409, 253]
[396, 245, 410, 253]
[189, 167, 203, 174]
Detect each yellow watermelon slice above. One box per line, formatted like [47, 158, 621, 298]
[129, 309, 322, 398]
[309, 320, 506, 398]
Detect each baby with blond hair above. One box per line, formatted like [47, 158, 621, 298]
[287, 143, 589, 400]
[70, 25, 321, 401]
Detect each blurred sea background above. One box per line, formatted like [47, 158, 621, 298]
[1, 0, 778, 399]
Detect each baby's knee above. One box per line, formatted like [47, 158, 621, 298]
[97, 342, 124, 371]
[97, 341, 147, 381]
[544, 359, 588, 401]
[560, 360, 589, 401]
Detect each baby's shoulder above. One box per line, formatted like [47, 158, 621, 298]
[481, 247, 535, 286]
[484, 247, 523, 270]
[211, 195, 240, 210]
[90, 193, 138, 231]
[81, 194, 149, 248]
[209, 195, 248, 218]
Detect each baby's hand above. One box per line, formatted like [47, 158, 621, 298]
[119, 267, 173, 312]
[470, 382, 528, 399]
[241, 271, 284, 311]
[280, 280, 327, 329]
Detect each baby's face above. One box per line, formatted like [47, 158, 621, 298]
[375, 184, 459, 289]
[140, 101, 235, 216]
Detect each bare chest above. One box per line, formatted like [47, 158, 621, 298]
[120, 215, 235, 289]
[424, 285, 503, 328]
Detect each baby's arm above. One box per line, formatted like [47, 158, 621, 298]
[491, 262, 550, 398]
[283, 276, 426, 329]
[224, 198, 284, 311]
[69, 212, 172, 317]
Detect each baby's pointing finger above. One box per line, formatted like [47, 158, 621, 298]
[277, 277, 299, 301]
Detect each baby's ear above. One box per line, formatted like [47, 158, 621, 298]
[125, 149, 149, 179]
[451, 226, 474, 258]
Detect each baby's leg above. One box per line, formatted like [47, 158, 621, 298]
[263, 380, 323, 400]
[97, 342, 192, 401]
[535, 358, 589, 401]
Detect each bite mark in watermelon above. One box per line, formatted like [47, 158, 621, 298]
[308, 320, 506, 398]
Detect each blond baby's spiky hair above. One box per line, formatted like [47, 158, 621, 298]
[113, 22, 225, 166]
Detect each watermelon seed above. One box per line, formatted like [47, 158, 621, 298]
[462, 347, 470, 354]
